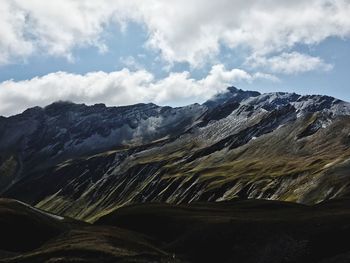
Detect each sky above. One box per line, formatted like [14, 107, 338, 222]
[0, 0, 350, 116]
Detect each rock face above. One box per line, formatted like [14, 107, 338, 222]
[0, 101, 204, 191]
[1, 87, 350, 222]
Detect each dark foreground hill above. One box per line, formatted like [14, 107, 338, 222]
[0, 199, 177, 263]
[2, 198, 350, 263]
[1, 87, 350, 222]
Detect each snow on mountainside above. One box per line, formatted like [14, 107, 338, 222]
[0, 101, 204, 154]
[0, 101, 205, 189]
[1, 87, 350, 221]
[209, 87, 350, 116]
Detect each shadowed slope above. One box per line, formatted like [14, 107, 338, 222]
[96, 199, 350, 263]
[2, 197, 350, 262]
[0, 199, 182, 263]
[0, 199, 68, 253]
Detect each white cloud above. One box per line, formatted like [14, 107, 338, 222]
[1, 0, 349, 68]
[133, 0, 350, 67]
[0, 65, 275, 116]
[0, 0, 114, 63]
[119, 56, 143, 70]
[247, 52, 334, 74]
[0, 1, 34, 64]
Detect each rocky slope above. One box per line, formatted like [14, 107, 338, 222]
[1, 87, 350, 222]
[0, 101, 204, 192]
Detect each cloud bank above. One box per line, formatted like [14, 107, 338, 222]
[247, 52, 334, 75]
[0, 65, 276, 116]
[1, 0, 349, 69]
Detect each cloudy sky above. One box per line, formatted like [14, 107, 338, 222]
[0, 0, 350, 116]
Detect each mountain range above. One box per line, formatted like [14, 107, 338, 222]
[2, 87, 350, 262]
[1, 86, 350, 223]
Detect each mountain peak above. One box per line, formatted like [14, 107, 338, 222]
[204, 86, 261, 107]
[44, 101, 85, 114]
